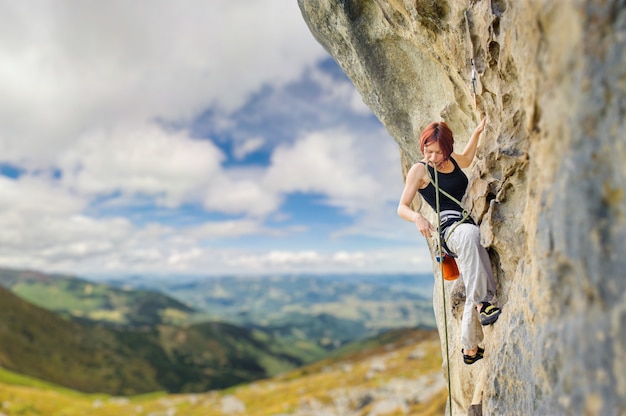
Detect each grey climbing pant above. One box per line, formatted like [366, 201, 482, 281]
[444, 222, 497, 350]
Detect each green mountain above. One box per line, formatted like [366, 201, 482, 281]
[0, 268, 194, 327]
[114, 274, 436, 349]
[0, 286, 324, 395]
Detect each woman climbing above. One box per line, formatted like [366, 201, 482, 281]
[397, 116, 500, 364]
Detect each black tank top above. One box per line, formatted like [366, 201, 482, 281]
[417, 157, 468, 212]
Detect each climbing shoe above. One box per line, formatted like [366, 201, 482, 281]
[479, 302, 501, 326]
[462, 346, 484, 365]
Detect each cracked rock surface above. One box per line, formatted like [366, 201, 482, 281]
[299, 1, 626, 414]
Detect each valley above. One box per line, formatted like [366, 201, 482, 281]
[0, 327, 446, 416]
[0, 267, 442, 414]
[105, 273, 437, 349]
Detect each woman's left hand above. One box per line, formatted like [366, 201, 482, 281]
[476, 116, 487, 133]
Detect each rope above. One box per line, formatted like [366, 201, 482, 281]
[430, 161, 454, 415]
[428, 160, 473, 416]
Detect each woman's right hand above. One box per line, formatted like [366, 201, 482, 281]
[415, 215, 435, 239]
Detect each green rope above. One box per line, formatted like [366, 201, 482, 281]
[428, 159, 477, 416]
[430, 161, 454, 415]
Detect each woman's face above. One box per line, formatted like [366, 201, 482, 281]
[423, 141, 445, 167]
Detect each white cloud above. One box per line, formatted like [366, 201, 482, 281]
[0, 119, 414, 276]
[202, 125, 404, 221]
[233, 137, 265, 160]
[58, 122, 223, 206]
[265, 130, 371, 198]
[0, 0, 326, 167]
[243, 250, 322, 267]
[186, 219, 278, 239]
[0, 204, 135, 269]
[203, 170, 282, 217]
[0, 175, 85, 218]
[218, 247, 433, 275]
[0, 172, 429, 275]
[264, 127, 402, 215]
[0, 1, 434, 277]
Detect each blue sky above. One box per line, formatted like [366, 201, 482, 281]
[0, 1, 432, 278]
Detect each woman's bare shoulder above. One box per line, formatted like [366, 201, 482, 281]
[409, 160, 427, 171]
[407, 160, 426, 175]
[450, 152, 470, 168]
[407, 161, 429, 186]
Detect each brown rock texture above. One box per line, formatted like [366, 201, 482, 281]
[298, 1, 626, 414]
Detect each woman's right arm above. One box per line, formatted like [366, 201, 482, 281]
[397, 163, 435, 238]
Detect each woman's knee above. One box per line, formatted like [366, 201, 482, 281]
[457, 224, 481, 245]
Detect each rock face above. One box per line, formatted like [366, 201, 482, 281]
[298, 1, 626, 415]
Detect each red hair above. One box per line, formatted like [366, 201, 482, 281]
[419, 121, 454, 160]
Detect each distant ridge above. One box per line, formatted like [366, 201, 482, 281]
[115, 272, 436, 349]
[0, 267, 195, 328]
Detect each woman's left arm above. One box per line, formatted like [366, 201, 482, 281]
[453, 116, 487, 168]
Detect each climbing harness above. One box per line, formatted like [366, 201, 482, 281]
[424, 163, 474, 258]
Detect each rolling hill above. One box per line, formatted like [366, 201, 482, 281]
[0, 267, 195, 327]
[0, 327, 446, 416]
[0, 286, 324, 395]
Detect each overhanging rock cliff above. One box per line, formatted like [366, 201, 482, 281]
[299, 1, 626, 415]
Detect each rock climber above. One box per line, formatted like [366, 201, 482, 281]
[397, 116, 501, 364]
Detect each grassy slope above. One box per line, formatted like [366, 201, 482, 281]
[0, 328, 447, 416]
[0, 287, 324, 395]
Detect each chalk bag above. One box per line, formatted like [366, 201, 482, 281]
[436, 253, 460, 281]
